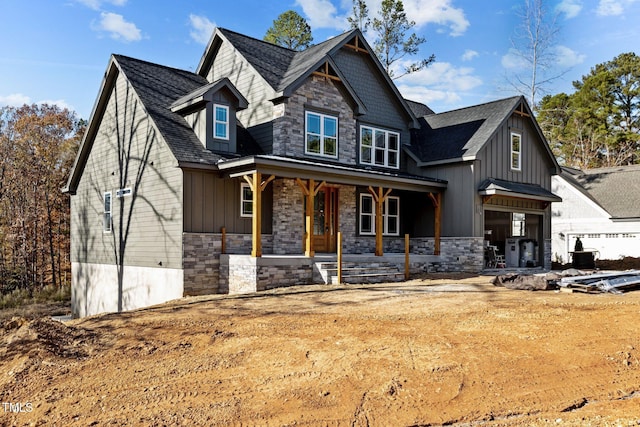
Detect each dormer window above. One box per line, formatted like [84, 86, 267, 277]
[305, 111, 338, 158]
[214, 104, 229, 140]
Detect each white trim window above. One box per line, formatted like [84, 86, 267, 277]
[360, 126, 400, 169]
[214, 104, 229, 140]
[305, 111, 338, 158]
[359, 193, 400, 236]
[511, 131, 522, 171]
[240, 183, 253, 217]
[116, 187, 132, 198]
[103, 191, 112, 233]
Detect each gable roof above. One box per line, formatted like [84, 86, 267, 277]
[64, 54, 261, 194]
[405, 99, 435, 117]
[407, 96, 559, 171]
[198, 27, 417, 125]
[560, 165, 640, 219]
[170, 77, 249, 113]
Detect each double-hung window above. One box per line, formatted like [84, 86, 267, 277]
[305, 111, 338, 158]
[360, 126, 399, 169]
[240, 183, 253, 217]
[103, 192, 112, 233]
[359, 193, 400, 236]
[214, 104, 229, 140]
[511, 132, 521, 171]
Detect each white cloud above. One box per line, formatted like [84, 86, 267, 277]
[75, 0, 127, 10]
[189, 14, 216, 45]
[0, 94, 73, 111]
[0, 93, 31, 107]
[38, 99, 74, 111]
[402, 0, 470, 36]
[296, 0, 348, 31]
[501, 48, 528, 69]
[556, 0, 582, 18]
[93, 12, 142, 42]
[553, 45, 586, 67]
[397, 84, 462, 107]
[597, 0, 639, 16]
[394, 60, 482, 107]
[461, 49, 478, 61]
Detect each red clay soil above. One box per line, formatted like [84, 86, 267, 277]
[2, 274, 640, 426]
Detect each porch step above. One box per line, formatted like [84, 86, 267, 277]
[315, 261, 405, 284]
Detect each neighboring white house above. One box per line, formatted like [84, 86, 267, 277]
[551, 165, 640, 263]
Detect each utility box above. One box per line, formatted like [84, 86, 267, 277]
[505, 238, 520, 268]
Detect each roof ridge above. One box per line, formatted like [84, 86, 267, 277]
[113, 53, 201, 78]
[218, 27, 296, 53]
[436, 95, 522, 116]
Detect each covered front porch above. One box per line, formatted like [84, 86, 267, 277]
[217, 155, 447, 259]
[211, 155, 449, 292]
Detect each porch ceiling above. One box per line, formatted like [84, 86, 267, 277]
[217, 155, 447, 193]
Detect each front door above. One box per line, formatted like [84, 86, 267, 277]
[312, 187, 339, 253]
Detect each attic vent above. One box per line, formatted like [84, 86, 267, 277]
[345, 35, 368, 54]
[312, 61, 341, 82]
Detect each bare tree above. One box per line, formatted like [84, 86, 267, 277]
[506, 0, 565, 107]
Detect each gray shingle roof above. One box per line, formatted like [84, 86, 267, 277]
[405, 99, 435, 116]
[217, 28, 297, 91]
[408, 96, 523, 164]
[114, 55, 225, 165]
[479, 178, 561, 202]
[114, 55, 261, 164]
[564, 165, 640, 219]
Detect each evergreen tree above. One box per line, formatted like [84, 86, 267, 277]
[264, 10, 313, 51]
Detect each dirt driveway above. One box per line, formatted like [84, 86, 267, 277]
[2, 274, 640, 426]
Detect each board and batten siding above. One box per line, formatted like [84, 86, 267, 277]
[183, 169, 273, 234]
[476, 114, 555, 189]
[70, 71, 183, 270]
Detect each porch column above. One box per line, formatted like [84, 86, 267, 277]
[368, 186, 392, 256]
[429, 192, 442, 256]
[296, 178, 325, 257]
[244, 172, 275, 258]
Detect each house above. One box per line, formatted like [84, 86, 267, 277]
[64, 27, 561, 317]
[552, 165, 640, 263]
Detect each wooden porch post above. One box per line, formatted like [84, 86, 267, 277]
[429, 192, 442, 256]
[243, 172, 275, 258]
[368, 186, 393, 256]
[296, 178, 325, 257]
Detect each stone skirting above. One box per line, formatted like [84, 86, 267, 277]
[182, 232, 274, 296]
[221, 255, 314, 294]
[184, 234, 486, 296]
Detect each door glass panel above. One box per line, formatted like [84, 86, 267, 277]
[314, 191, 325, 235]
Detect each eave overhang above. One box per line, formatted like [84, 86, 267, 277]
[217, 155, 447, 193]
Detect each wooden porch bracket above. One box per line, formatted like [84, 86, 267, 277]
[296, 178, 326, 257]
[368, 186, 393, 256]
[243, 172, 275, 258]
[429, 192, 442, 256]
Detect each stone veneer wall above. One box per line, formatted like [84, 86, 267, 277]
[182, 232, 273, 296]
[221, 255, 314, 294]
[273, 76, 357, 163]
[272, 179, 304, 254]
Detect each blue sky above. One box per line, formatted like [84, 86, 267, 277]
[1, 0, 639, 120]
